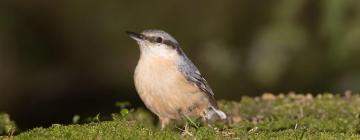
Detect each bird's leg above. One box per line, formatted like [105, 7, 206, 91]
[201, 112, 207, 122]
[159, 117, 170, 130]
[200, 111, 213, 128]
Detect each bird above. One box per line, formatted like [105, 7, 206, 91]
[126, 29, 226, 129]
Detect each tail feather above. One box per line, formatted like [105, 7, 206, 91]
[207, 106, 227, 120]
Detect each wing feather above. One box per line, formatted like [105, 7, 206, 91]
[177, 51, 218, 108]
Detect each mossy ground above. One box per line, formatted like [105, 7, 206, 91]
[2, 93, 360, 139]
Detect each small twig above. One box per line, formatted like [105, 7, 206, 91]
[176, 123, 193, 137]
[248, 127, 258, 133]
[294, 123, 298, 130]
[299, 106, 304, 118]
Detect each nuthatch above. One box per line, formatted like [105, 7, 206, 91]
[126, 29, 226, 129]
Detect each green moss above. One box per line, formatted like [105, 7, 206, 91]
[0, 113, 16, 136]
[12, 93, 360, 139]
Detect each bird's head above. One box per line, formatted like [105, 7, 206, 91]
[126, 29, 182, 58]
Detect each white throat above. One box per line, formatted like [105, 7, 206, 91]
[139, 43, 177, 59]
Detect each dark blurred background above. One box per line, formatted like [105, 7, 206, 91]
[1, 0, 360, 130]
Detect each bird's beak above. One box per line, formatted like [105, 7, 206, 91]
[126, 31, 145, 42]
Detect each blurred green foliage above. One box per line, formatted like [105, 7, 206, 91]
[0, 113, 16, 136]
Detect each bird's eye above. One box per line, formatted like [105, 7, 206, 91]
[155, 37, 163, 43]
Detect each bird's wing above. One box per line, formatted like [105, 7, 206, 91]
[177, 52, 218, 108]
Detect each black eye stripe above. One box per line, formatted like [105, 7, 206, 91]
[146, 36, 162, 43]
[145, 36, 179, 50]
[145, 36, 182, 54]
[163, 40, 177, 48]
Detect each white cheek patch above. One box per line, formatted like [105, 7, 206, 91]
[142, 44, 176, 58]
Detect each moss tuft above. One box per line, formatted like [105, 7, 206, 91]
[11, 93, 360, 139]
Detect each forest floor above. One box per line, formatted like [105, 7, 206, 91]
[1, 92, 360, 140]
